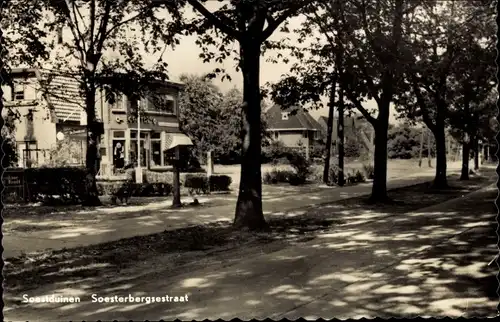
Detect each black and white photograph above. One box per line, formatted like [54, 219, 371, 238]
[0, 0, 498, 320]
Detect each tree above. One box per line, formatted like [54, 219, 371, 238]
[1, 108, 21, 168]
[159, 0, 311, 230]
[218, 87, 271, 164]
[178, 73, 224, 162]
[272, 0, 416, 202]
[178, 77, 269, 165]
[387, 123, 433, 160]
[268, 0, 345, 185]
[446, 3, 496, 178]
[396, 1, 495, 187]
[4, 0, 183, 205]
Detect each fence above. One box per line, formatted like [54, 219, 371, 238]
[2, 168, 28, 203]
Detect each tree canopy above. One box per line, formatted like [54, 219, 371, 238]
[178, 74, 270, 165]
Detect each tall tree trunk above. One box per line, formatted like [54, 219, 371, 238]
[337, 84, 345, 186]
[82, 83, 102, 206]
[473, 138, 479, 170]
[234, 41, 267, 231]
[369, 101, 390, 202]
[427, 128, 432, 167]
[172, 146, 182, 207]
[418, 126, 424, 167]
[484, 143, 489, 163]
[432, 113, 448, 188]
[460, 139, 470, 180]
[323, 82, 336, 184]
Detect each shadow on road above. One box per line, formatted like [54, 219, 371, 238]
[3, 169, 497, 320]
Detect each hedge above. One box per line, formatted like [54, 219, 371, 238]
[263, 169, 294, 184]
[25, 167, 87, 204]
[125, 168, 206, 184]
[184, 174, 232, 195]
[97, 181, 173, 197]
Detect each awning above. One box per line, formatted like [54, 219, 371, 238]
[163, 132, 193, 150]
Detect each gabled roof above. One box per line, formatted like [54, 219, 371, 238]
[317, 116, 328, 131]
[316, 114, 370, 141]
[266, 105, 323, 131]
[37, 70, 86, 123]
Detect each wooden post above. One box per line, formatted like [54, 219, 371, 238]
[207, 150, 214, 177]
[135, 101, 143, 184]
[172, 146, 181, 208]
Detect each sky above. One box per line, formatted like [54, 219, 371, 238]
[152, 3, 399, 124]
[13, 0, 399, 124]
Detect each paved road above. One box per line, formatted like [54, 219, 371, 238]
[2, 163, 462, 258]
[4, 183, 496, 320]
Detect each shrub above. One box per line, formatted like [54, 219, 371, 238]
[126, 168, 206, 184]
[308, 165, 324, 183]
[289, 173, 307, 186]
[262, 140, 292, 164]
[328, 167, 339, 186]
[310, 142, 325, 160]
[184, 174, 209, 195]
[346, 172, 357, 184]
[287, 151, 312, 183]
[354, 170, 366, 183]
[263, 169, 294, 184]
[362, 163, 375, 179]
[48, 139, 85, 166]
[126, 169, 174, 183]
[209, 175, 232, 191]
[25, 167, 87, 204]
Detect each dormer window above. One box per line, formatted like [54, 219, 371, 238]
[281, 112, 289, 120]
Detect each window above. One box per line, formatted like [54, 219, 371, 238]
[281, 112, 289, 120]
[304, 131, 308, 138]
[112, 131, 125, 138]
[314, 131, 318, 139]
[144, 94, 175, 114]
[20, 140, 38, 168]
[130, 130, 149, 167]
[109, 94, 126, 111]
[274, 131, 279, 139]
[130, 131, 147, 139]
[13, 83, 25, 101]
[150, 132, 162, 166]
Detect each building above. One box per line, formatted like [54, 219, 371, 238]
[265, 105, 323, 159]
[2, 68, 192, 174]
[317, 115, 374, 156]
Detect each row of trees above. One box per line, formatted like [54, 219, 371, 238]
[2, 0, 496, 231]
[270, 0, 496, 198]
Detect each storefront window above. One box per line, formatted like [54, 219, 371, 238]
[130, 130, 148, 167]
[129, 140, 147, 167]
[151, 141, 162, 166]
[150, 132, 162, 167]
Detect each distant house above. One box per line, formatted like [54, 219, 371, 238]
[265, 105, 323, 159]
[316, 115, 374, 155]
[2, 68, 192, 174]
